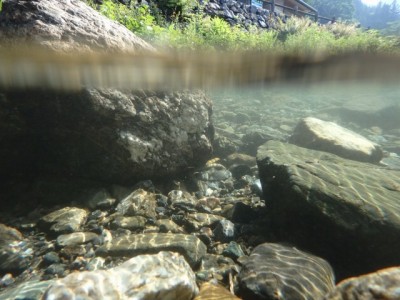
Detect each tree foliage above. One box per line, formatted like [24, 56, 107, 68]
[354, 0, 400, 30]
[305, 0, 355, 20]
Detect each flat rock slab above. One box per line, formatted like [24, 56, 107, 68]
[324, 267, 400, 300]
[257, 140, 400, 279]
[96, 233, 207, 268]
[43, 252, 198, 300]
[289, 117, 383, 163]
[238, 243, 335, 300]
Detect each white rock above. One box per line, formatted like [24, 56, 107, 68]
[290, 117, 383, 163]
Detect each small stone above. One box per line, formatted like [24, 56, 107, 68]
[116, 189, 157, 219]
[0, 273, 15, 287]
[96, 233, 207, 268]
[45, 263, 66, 277]
[39, 207, 88, 234]
[156, 219, 184, 233]
[43, 252, 61, 265]
[213, 219, 235, 242]
[86, 257, 105, 271]
[56, 232, 98, 247]
[86, 189, 116, 210]
[110, 215, 147, 230]
[223, 241, 245, 261]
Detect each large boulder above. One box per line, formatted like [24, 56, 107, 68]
[257, 140, 400, 280]
[0, 0, 213, 185]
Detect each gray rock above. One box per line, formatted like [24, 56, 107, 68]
[257, 140, 400, 278]
[43, 252, 198, 300]
[116, 189, 157, 218]
[56, 232, 98, 247]
[324, 266, 400, 300]
[0, 0, 154, 53]
[39, 207, 88, 234]
[0, 224, 33, 275]
[289, 117, 383, 163]
[96, 233, 207, 268]
[238, 243, 335, 300]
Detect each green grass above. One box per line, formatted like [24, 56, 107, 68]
[88, 0, 399, 54]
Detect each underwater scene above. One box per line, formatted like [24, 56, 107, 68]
[1, 0, 400, 299]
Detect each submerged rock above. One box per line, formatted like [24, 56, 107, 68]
[324, 266, 400, 300]
[238, 243, 335, 300]
[289, 117, 383, 163]
[96, 233, 207, 268]
[38, 207, 88, 234]
[195, 281, 240, 300]
[43, 252, 198, 300]
[257, 140, 400, 279]
[0, 224, 33, 275]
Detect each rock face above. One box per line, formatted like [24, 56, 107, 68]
[0, 0, 213, 185]
[204, 0, 278, 29]
[43, 252, 198, 300]
[96, 233, 207, 268]
[0, 0, 154, 52]
[257, 140, 400, 279]
[324, 267, 400, 300]
[289, 117, 383, 163]
[238, 243, 335, 300]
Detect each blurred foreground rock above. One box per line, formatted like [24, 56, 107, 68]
[43, 252, 198, 300]
[324, 266, 400, 300]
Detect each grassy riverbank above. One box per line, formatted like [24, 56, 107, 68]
[89, 0, 399, 53]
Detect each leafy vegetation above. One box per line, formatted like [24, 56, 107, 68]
[88, 0, 399, 54]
